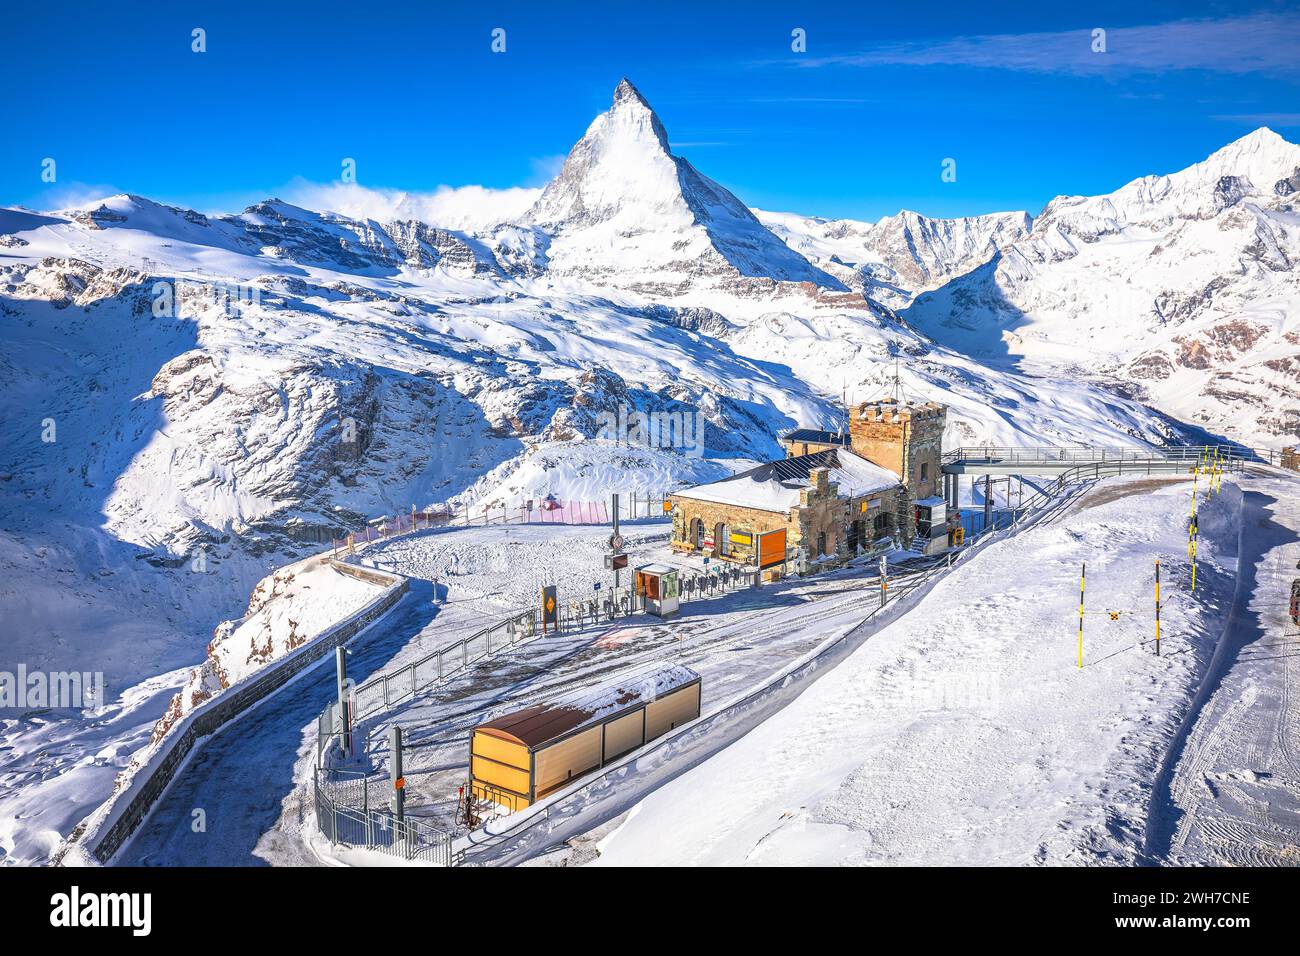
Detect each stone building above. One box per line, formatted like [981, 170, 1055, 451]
[669, 447, 902, 566]
[670, 397, 951, 564]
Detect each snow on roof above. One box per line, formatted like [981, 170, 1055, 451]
[476, 663, 700, 749]
[673, 448, 900, 513]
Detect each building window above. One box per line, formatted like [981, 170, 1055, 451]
[920, 461, 930, 482]
[816, 530, 827, 556]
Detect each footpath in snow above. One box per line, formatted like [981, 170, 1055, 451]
[593, 475, 1244, 866]
[1150, 470, 1300, 865]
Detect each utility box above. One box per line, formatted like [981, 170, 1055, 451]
[634, 563, 680, 617]
[913, 496, 949, 554]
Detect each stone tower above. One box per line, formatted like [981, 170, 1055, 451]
[849, 399, 947, 538]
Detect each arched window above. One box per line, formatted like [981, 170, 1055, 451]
[691, 518, 705, 549]
[715, 522, 731, 557]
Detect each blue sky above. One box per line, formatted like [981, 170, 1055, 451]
[5, 1, 1300, 221]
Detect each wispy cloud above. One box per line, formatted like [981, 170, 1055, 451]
[20, 181, 124, 212]
[1212, 112, 1300, 125]
[281, 180, 541, 231]
[795, 13, 1300, 78]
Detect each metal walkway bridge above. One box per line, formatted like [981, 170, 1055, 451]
[940, 444, 1284, 476]
[938, 444, 1289, 513]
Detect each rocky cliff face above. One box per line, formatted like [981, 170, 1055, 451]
[755, 207, 1032, 310]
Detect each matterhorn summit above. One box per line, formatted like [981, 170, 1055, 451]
[525, 78, 840, 293]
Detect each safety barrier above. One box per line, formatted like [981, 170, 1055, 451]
[329, 495, 674, 555]
[313, 767, 454, 866]
[943, 443, 1279, 467]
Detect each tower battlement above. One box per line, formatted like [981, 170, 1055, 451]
[849, 398, 946, 501]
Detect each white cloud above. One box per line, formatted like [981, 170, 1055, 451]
[280, 179, 542, 232]
[796, 13, 1300, 78]
[22, 182, 124, 213]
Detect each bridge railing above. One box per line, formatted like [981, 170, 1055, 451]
[943, 444, 1281, 467]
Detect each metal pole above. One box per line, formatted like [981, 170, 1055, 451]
[1078, 563, 1086, 669]
[1154, 558, 1161, 657]
[390, 725, 405, 825]
[879, 555, 888, 607]
[611, 493, 621, 591]
[335, 647, 351, 754]
[983, 474, 992, 532]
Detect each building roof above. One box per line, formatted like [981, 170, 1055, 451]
[673, 448, 900, 513]
[783, 428, 851, 447]
[475, 664, 700, 750]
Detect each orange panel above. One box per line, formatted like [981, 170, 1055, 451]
[472, 730, 529, 770]
[472, 755, 531, 796]
[758, 529, 787, 568]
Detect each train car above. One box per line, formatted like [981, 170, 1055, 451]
[469, 664, 702, 812]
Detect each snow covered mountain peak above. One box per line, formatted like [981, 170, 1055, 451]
[1195, 127, 1300, 191]
[524, 79, 840, 293]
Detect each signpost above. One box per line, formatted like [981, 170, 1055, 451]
[541, 585, 558, 633]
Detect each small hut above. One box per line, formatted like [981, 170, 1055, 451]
[469, 665, 702, 811]
[634, 563, 680, 617]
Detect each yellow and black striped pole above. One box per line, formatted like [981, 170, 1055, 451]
[1191, 533, 1198, 592]
[1078, 562, 1086, 669]
[1155, 558, 1161, 657]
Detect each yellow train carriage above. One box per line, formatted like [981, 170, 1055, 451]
[470, 664, 702, 812]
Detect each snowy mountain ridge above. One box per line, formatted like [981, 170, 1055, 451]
[522, 78, 843, 295]
[905, 127, 1300, 445]
[756, 206, 1033, 309]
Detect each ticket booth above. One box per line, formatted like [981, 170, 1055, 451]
[635, 563, 680, 617]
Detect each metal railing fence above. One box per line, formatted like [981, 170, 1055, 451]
[942, 443, 1281, 467]
[329, 495, 674, 556]
[313, 767, 454, 865]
